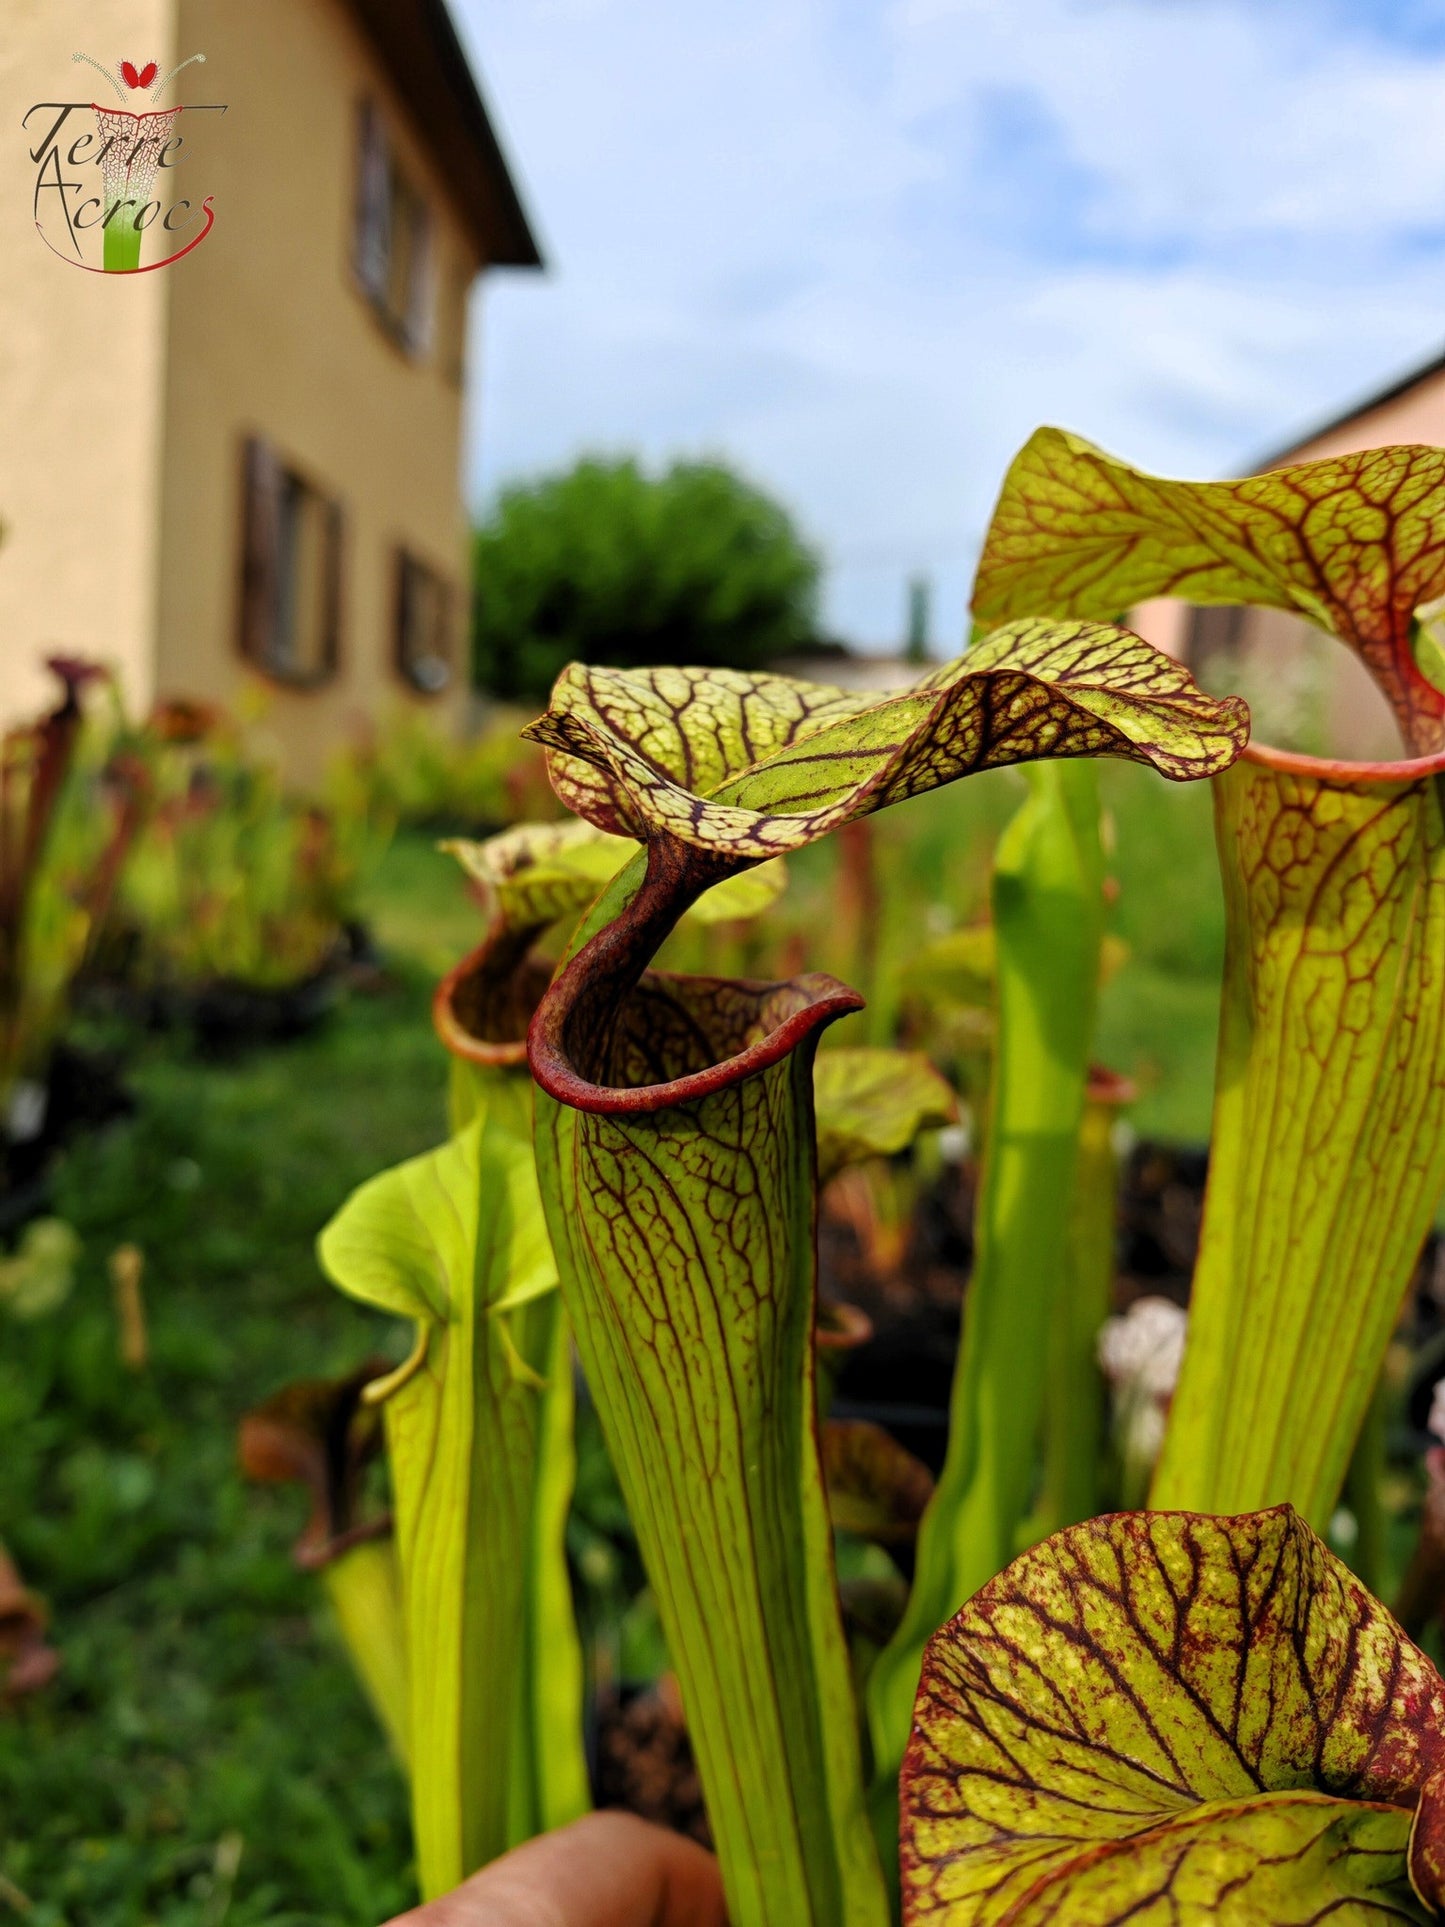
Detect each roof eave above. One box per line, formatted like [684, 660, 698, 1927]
[1250, 341, 1445, 472]
[343, 0, 543, 270]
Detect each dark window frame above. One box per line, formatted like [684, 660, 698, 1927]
[393, 547, 455, 696]
[352, 98, 435, 357]
[237, 437, 345, 690]
[437, 249, 473, 387]
[1185, 605, 1247, 675]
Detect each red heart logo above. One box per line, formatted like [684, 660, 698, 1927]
[120, 59, 159, 89]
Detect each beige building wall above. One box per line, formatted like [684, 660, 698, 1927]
[1226, 605, 1401, 762]
[157, 0, 480, 774]
[0, 0, 176, 724]
[1279, 365, 1445, 466]
[1240, 373, 1445, 761]
[1128, 598, 1191, 662]
[1133, 371, 1445, 762]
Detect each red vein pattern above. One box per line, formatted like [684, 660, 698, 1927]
[522, 620, 1246, 864]
[533, 959, 889, 1926]
[520, 623, 1242, 1927]
[1150, 758, 1445, 1525]
[969, 427, 1445, 1547]
[973, 428, 1445, 754]
[901, 1508, 1445, 1924]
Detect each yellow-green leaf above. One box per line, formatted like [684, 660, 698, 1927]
[1038, 1067, 1133, 1538]
[683, 854, 788, 922]
[899, 925, 997, 1010]
[533, 959, 889, 1927]
[972, 427, 1445, 1536]
[320, 1540, 410, 1774]
[441, 818, 632, 932]
[974, 426, 1445, 753]
[814, 1048, 957, 1184]
[523, 627, 1247, 864]
[901, 1506, 1445, 1924]
[318, 1102, 587, 1896]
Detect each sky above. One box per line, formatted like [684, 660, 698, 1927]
[449, 0, 1445, 653]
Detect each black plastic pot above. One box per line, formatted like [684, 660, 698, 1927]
[77, 926, 382, 1058]
[0, 1043, 134, 1235]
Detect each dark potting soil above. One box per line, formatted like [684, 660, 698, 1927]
[1116, 1141, 1209, 1304]
[592, 1678, 711, 1848]
[76, 926, 387, 1059]
[819, 1139, 1214, 1476]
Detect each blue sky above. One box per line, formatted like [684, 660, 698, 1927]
[450, 0, 1445, 651]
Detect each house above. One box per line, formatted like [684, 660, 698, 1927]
[1133, 353, 1445, 761]
[0, 0, 539, 774]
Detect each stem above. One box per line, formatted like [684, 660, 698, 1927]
[1037, 1072, 1128, 1537]
[1342, 1370, 1387, 1600]
[867, 762, 1104, 1870]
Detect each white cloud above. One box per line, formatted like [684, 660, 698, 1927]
[453, 0, 1445, 649]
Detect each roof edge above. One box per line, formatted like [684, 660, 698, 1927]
[343, 0, 543, 269]
[1250, 341, 1445, 472]
[424, 0, 541, 269]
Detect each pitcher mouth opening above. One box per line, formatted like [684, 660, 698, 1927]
[1243, 740, 1445, 783]
[526, 834, 863, 1117]
[530, 963, 863, 1116]
[432, 922, 553, 1070]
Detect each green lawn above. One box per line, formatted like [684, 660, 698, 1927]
[0, 836, 486, 1926]
[1095, 760, 1224, 1144]
[0, 774, 1228, 1925]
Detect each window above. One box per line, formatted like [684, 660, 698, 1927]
[238, 438, 343, 686]
[354, 101, 434, 354]
[394, 550, 454, 694]
[1185, 605, 1246, 674]
[437, 254, 472, 386]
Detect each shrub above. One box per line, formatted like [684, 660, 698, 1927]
[471, 457, 821, 701]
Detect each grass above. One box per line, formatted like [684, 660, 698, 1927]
[1095, 761, 1224, 1144]
[0, 773, 1228, 1925]
[0, 834, 482, 1926]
